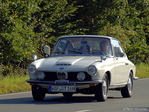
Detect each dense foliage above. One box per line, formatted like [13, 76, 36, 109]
[1, 0, 149, 73]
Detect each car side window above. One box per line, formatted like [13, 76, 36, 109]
[112, 39, 125, 57]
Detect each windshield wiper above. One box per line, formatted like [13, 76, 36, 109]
[53, 52, 65, 54]
[67, 50, 82, 54]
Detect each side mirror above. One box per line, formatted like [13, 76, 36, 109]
[118, 52, 125, 57]
[101, 55, 106, 60]
[32, 54, 37, 61]
[44, 45, 51, 57]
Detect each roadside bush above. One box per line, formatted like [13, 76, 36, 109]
[0, 64, 27, 77]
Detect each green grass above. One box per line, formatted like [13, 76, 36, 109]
[0, 63, 149, 94]
[136, 63, 149, 79]
[0, 75, 31, 94]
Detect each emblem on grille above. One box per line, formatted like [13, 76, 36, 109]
[57, 72, 68, 80]
[60, 67, 64, 70]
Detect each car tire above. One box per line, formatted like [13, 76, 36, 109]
[32, 85, 46, 101]
[121, 73, 133, 98]
[62, 92, 73, 97]
[95, 74, 109, 102]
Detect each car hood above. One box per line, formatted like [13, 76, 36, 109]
[38, 56, 102, 71]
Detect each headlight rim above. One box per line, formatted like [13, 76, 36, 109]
[77, 72, 86, 81]
[87, 65, 97, 76]
[37, 71, 45, 80]
[27, 64, 37, 80]
[27, 64, 37, 75]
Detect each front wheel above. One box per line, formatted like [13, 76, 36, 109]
[121, 73, 133, 98]
[95, 75, 109, 102]
[32, 85, 46, 101]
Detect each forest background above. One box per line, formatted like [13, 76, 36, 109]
[0, 0, 149, 93]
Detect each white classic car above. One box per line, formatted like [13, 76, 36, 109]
[27, 35, 136, 102]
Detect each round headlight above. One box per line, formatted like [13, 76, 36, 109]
[37, 71, 45, 80]
[87, 65, 97, 76]
[27, 65, 37, 75]
[77, 72, 86, 81]
[27, 65, 37, 79]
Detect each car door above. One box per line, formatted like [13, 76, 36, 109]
[112, 39, 129, 85]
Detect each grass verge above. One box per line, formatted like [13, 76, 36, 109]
[0, 75, 30, 94]
[136, 63, 149, 79]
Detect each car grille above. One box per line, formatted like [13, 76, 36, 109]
[43, 72, 91, 81]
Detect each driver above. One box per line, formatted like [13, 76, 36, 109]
[100, 41, 109, 55]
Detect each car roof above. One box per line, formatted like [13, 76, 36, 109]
[59, 35, 116, 40]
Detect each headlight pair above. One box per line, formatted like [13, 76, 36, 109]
[27, 65, 45, 80]
[77, 65, 97, 81]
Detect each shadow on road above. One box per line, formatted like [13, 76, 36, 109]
[0, 95, 123, 105]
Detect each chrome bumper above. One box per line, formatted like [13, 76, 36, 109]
[133, 77, 139, 80]
[26, 79, 102, 89]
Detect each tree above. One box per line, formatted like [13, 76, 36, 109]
[1, 0, 149, 68]
[0, 0, 39, 66]
[0, 0, 78, 67]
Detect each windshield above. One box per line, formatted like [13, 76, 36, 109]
[51, 37, 113, 56]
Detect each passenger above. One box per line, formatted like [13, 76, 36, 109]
[80, 41, 91, 54]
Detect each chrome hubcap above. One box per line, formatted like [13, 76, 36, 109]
[102, 79, 107, 97]
[127, 76, 132, 93]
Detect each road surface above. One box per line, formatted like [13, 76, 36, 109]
[0, 78, 149, 112]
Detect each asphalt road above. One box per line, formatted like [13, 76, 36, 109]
[0, 78, 149, 112]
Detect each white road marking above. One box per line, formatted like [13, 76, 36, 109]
[75, 110, 91, 112]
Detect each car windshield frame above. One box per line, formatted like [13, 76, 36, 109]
[51, 36, 113, 57]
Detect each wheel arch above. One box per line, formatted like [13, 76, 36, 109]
[105, 71, 111, 85]
[130, 69, 134, 78]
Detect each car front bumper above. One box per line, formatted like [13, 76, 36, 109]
[26, 79, 103, 90]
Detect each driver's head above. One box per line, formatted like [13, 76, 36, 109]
[100, 41, 109, 55]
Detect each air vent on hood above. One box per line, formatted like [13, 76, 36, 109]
[56, 64, 71, 66]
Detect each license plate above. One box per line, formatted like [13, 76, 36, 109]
[49, 86, 76, 92]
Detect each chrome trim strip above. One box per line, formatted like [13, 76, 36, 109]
[26, 79, 102, 84]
